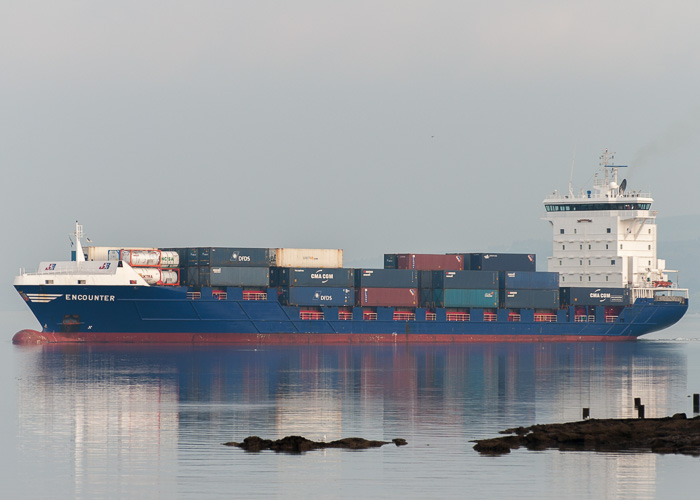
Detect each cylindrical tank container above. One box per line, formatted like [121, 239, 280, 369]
[159, 251, 180, 268]
[357, 288, 419, 307]
[135, 268, 178, 285]
[397, 254, 465, 271]
[86, 246, 122, 261]
[275, 248, 343, 268]
[120, 250, 161, 267]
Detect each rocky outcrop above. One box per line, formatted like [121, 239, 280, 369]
[224, 435, 406, 453]
[474, 414, 700, 456]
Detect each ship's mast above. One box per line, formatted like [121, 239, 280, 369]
[74, 221, 85, 262]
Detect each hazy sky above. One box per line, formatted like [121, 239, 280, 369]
[2, 1, 700, 312]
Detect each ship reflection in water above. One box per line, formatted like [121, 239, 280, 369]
[14, 342, 693, 499]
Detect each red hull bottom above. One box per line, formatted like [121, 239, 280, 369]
[12, 329, 637, 345]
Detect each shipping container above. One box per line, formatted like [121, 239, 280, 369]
[397, 254, 465, 271]
[500, 271, 558, 290]
[354, 269, 419, 288]
[118, 249, 179, 268]
[275, 248, 343, 268]
[357, 288, 419, 307]
[85, 246, 154, 261]
[198, 247, 210, 266]
[433, 270, 499, 289]
[208, 267, 271, 287]
[469, 253, 536, 272]
[186, 267, 199, 286]
[187, 248, 199, 267]
[419, 270, 434, 289]
[274, 267, 354, 287]
[209, 247, 276, 267]
[503, 289, 560, 309]
[560, 287, 630, 306]
[135, 268, 179, 285]
[283, 287, 354, 307]
[384, 254, 398, 269]
[433, 289, 499, 308]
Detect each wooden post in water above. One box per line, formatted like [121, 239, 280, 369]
[638, 404, 645, 419]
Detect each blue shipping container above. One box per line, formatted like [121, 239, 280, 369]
[187, 248, 199, 266]
[275, 268, 354, 287]
[433, 270, 499, 289]
[503, 289, 559, 309]
[354, 269, 419, 288]
[500, 271, 559, 290]
[469, 253, 536, 272]
[433, 289, 499, 308]
[384, 254, 398, 269]
[560, 287, 629, 306]
[283, 287, 355, 307]
[209, 267, 271, 287]
[420, 270, 434, 289]
[198, 247, 210, 266]
[209, 247, 276, 267]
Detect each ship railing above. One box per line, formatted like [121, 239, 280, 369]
[508, 313, 521, 322]
[446, 312, 470, 322]
[425, 312, 437, 321]
[534, 314, 557, 323]
[574, 315, 588, 323]
[212, 290, 227, 300]
[363, 312, 378, 321]
[588, 315, 595, 322]
[605, 315, 618, 323]
[243, 291, 267, 301]
[632, 287, 689, 301]
[483, 313, 497, 322]
[338, 311, 353, 321]
[393, 311, 415, 321]
[300, 311, 324, 320]
[186, 291, 201, 300]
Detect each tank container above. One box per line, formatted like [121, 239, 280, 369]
[135, 268, 178, 285]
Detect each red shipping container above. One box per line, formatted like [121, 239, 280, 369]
[357, 288, 419, 307]
[396, 254, 465, 271]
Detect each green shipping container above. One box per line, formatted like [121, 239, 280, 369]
[433, 289, 499, 308]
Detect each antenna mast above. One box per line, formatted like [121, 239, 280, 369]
[74, 221, 85, 262]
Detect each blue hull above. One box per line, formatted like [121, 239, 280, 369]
[14, 285, 688, 343]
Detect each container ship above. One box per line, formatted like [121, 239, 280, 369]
[12, 151, 689, 344]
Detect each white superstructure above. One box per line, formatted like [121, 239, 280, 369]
[543, 149, 686, 302]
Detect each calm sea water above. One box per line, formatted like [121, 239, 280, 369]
[2, 311, 699, 499]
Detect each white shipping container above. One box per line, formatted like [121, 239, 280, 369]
[275, 248, 343, 268]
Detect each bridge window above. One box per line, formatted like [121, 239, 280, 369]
[560, 228, 564, 234]
[607, 228, 611, 233]
[611, 260, 616, 265]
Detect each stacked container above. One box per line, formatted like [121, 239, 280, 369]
[355, 269, 419, 307]
[469, 253, 536, 272]
[279, 267, 355, 307]
[396, 254, 465, 271]
[431, 270, 500, 308]
[500, 271, 560, 309]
